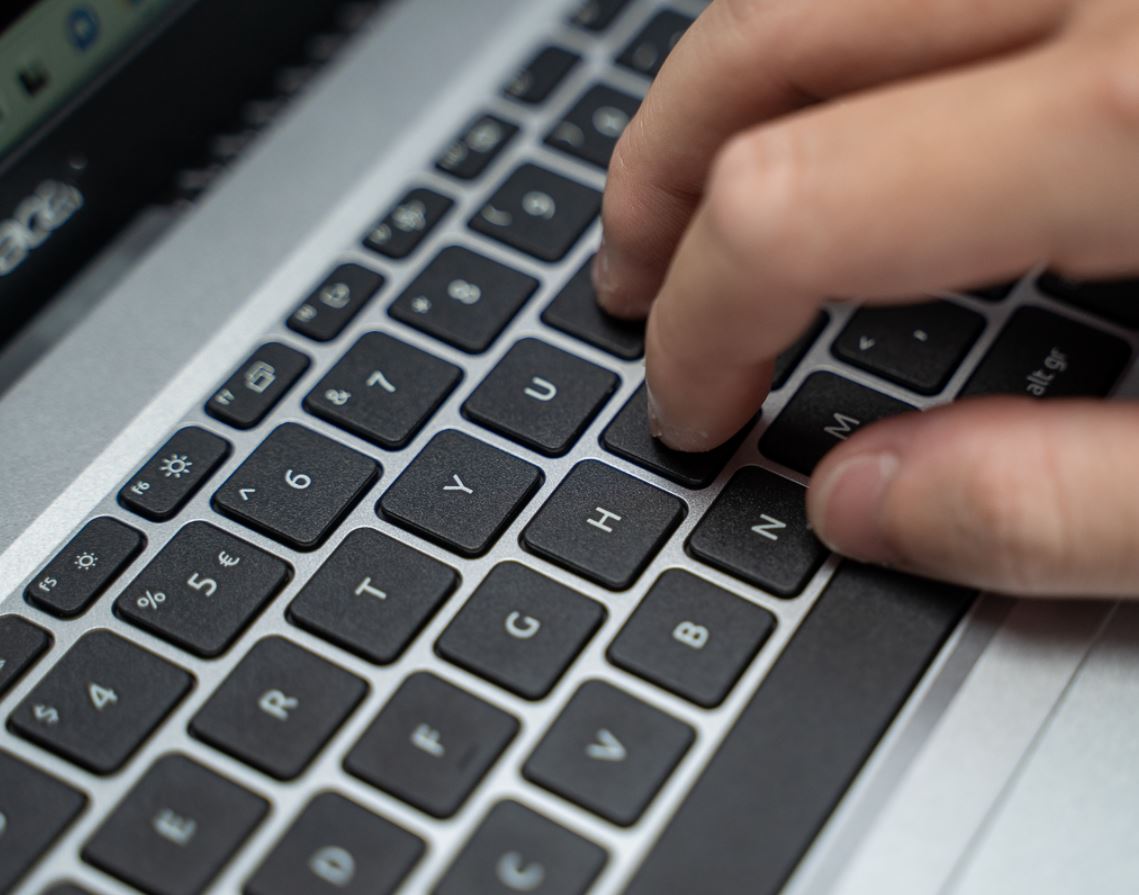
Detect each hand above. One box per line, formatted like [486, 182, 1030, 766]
[596, 0, 1139, 597]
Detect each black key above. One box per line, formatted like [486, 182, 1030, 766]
[24, 517, 144, 618]
[246, 792, 424, 895]
[437, 562, 605, 700]
[115, 521, 291, 658]
[759, 373, 916, 476]
[546, 84, 640, 169]
[0, 615, 51, 698]
[601, 384, 750, 489]
[960, 306, 1131, 399]
[119, 428, 231, 522]
[344, 672, 518, 818]
[772, 312, 829, 391]
[10, 631, 192, 774]
[82, 754, 268, 895]
[390, 246, 538, 353]
[623, 564, 973, 895]
[214, 423, 378, 550]
[304, 331, 462, 449]
[1037, 273, 1139, 329]
[379, 429, 542, 557]
[206, 342, 310, 429]
[616, 10, 693, 78]
[521, 460, 684, 590]
[290, 528, 458, 664]
[688, 466, 826, 597]
[287, 264, 384, 342]
[608, 570, 775, 707]
[504, 46, 580, 105]
[41, 885, 96, 895]
[963, 281, 1018, 302]
[362, 188, 454, 261]
[190, 637, 366, 780]
[0, 751, 86, 893]
[437, 800, 607, 895]
[463, 338, 618, 456]
[833, 301, 985, 395]
[436, 113, 519, 180]
[569, 0, 632, 31]
[542, 258, 644, 359]
[470, 164, 601, 262]
[523, 680, 693, 827]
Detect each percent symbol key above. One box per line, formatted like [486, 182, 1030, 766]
[116, 522, 290, 658]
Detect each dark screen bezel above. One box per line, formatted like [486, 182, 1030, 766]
[0, 0, 356, 346]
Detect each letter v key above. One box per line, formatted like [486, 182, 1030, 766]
[586, 728, 626, 762]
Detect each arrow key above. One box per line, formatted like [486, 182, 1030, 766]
[523, 680, 693, 826]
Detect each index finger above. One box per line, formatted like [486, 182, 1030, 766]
[597, 0, 1068, 317]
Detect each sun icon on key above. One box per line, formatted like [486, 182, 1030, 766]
[74, 551, 98, 571]
[160, 454, 192, 479]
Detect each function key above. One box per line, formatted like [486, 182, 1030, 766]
[436, 800, 607, 895]
[0, 750, 87, 893]
[688, 466, 826, 597]
[832, 301, 985, 395]
[390, 246, 538, 353]
[463, 338, 618, 456]
[304, 331, 462, 450]
[437, 562, 606, 700]
[959, 306, 1131, 399]
[344, 672, 518, 818]
[206, 342, 311, 429]
[25, 517, 145, 618]
[523, 680, 693, 826]
[379, 429, 542, 557]
[759, 372, 916, 476]
[470, 163, 601, 262]
[289, 528, 458, 665]
[542, 258, 645, 360]
[521, 460, 684, 590]
[115, 521, 291, 658]
[616, 10, 693, 78]
[287, 264, 384, 342]
[214, 423, 378, 550]
[119, 427, 231, 522]
[362, 187, 454, 261]
[772, 312, 829, 390]
[601, 384, 749, 489]
[609, 570, 775, 707]
[246, 792, 424, 895]
[1036, 274, 1139, 329]
[569, 0, 633, 32]
[504, 46, 580, 105]
[10, 630, 192, 774]
[82, 754, 267, 895]
[436, 113, 519, 181]
[0, 616, 51, 698]
[546, 83, 640, 169]
[190, 637, 367, 780]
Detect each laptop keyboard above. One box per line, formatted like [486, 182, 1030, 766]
[1, 1, 1136, 893]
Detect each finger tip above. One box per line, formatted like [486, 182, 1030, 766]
[808, 452, 901, 564]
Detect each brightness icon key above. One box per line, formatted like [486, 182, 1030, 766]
[119, 426, 231, 522]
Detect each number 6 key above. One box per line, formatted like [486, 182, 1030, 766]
[214, 423, 379, 550]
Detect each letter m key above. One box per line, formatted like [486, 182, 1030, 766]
[823, 412, 861, 441]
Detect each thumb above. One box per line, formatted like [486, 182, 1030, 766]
[806, 397, 1139, 597]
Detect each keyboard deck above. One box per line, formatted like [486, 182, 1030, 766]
[2, 0, 1136, 893]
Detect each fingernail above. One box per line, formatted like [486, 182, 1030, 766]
[645, 382, 713, 452]
[591, 238, 614, 303]
[810, 452, 900, 563]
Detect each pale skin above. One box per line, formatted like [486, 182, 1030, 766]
[595, 0, 1139, 597]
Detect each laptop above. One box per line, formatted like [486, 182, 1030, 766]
[2, 1, 1138, 893]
